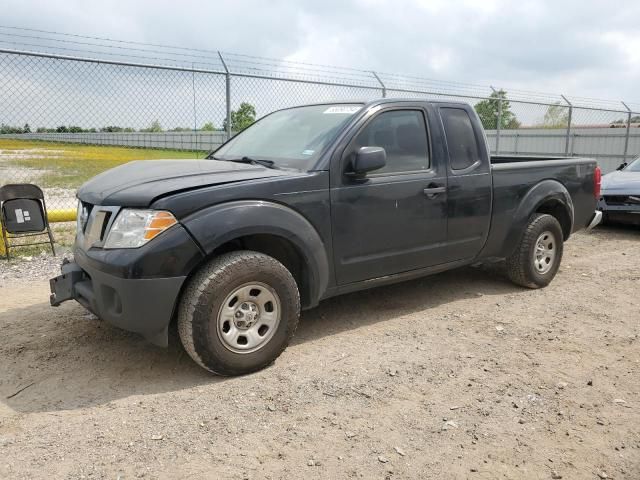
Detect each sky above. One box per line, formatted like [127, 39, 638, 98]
[1, 0, 639, 130]
[2, 0, 639, 105]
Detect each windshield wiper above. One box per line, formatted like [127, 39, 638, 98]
[221, 156, 277, 169]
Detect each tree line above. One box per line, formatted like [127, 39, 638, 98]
[0, 102, 257, 135]
[611, 115, 640, 125]
[474, 92, 640, 129]
[0, 121, 220, 135]
[9, 98, 625, 135]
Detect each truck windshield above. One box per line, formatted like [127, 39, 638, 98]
[211, 104, 363, 170]
[624, 156, 640, 172]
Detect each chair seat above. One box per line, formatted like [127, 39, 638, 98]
[2, 198, 46, 233]
[0, 183, 56, 259]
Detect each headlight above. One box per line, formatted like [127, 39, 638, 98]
[104, 209, 177, 249]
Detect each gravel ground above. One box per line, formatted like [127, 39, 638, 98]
[0, 226, 638, 479]
[0, 247, 72, 286]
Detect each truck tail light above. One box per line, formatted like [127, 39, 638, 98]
[594, 166, 602, 199]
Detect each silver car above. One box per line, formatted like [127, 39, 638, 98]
[598, 155, 640, 224]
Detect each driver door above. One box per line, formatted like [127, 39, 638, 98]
[330, 106, 448, 285]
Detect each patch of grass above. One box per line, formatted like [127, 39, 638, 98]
[1, 222, 76, 259]
[51, 222, 77, 246]
[0, 139, 208, 188]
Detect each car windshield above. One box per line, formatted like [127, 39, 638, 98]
[211, 104, 363, 170]
[624, 156, 640, 172]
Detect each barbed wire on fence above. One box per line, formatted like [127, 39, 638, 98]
[2, 25, 639, 108]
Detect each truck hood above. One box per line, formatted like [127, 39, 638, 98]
[601, 170, 640, 194]
[77, 159, 292, 206]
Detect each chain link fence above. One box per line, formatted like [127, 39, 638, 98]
[1, 28, 639, 212]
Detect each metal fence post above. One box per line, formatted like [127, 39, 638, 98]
[561, 95, 572, 156]
[191, 63, 198, 152]
[491, 87, 502, 154]
[371, 71, 386, 98]
[621, 101, 632, 162]
[218, 51, 232, 141]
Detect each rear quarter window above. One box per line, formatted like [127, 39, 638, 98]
[441, 108, 481, 171]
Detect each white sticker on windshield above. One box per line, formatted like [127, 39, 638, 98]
[302, 149, 315, 156]
[323, 106, 361, 114]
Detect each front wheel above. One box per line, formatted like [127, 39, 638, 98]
[177, 251, 300, 375]
[506, 213, 564, 289]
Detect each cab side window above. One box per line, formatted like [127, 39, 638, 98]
[348, 110, 429, 175]
[440, 108, 481, 171]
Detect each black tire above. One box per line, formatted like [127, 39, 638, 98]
[177, 251, 300, 375]
[506, 213, 564, 289]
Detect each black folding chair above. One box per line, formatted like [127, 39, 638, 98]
[0, 184, 56, 260]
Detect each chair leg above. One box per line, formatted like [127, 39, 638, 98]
[47, 226, 56, 256]
[1, 226, 9, 261]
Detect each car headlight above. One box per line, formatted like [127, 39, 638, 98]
[104, 209, 177, 249]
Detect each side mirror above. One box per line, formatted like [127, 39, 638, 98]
[347, 146, 386, 178]
[617, 162, 627, 171]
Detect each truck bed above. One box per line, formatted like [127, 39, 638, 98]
[479, 154, 599, 259]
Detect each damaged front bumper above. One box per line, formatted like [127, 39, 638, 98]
[50, 258, 185, 346]
[49, 223, 204, 346]
[598, 195, 640, 225]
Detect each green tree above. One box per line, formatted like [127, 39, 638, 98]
[541, 102, 569, 128]
[223, 102, 256, 132]
[201, 121, 215, 131]
[474, 90, 521, 130]
[23, 123, 31, 134]
[0, 124, 26, 134]
[53, 125, 86, 133]
[611, 115, 640, 126]
[100, 126, 125, 132]
[141, 120, 163, 133]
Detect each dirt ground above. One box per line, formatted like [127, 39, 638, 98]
[0, 226, 638, 479]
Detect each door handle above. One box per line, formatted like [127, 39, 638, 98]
[423, 185, 446, 198]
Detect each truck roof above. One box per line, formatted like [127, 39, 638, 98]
[281, 98, 471, 111]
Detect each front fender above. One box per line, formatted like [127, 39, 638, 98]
[502, 180, 574, 258]
[181, 200, 330, 306]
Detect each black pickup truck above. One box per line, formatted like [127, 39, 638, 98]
[50, 99, 602, 375]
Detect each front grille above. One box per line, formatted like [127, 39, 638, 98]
[604, 195, 640, 206]
[84, 210, 112, 246]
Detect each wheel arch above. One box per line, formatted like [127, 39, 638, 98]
[502, 180, 574, 258]
[535, 198, 572, 240]
[181, 200, 330, 309]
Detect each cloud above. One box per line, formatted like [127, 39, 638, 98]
[1, 0, 639, 107]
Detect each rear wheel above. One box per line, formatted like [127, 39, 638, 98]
[506, 213, 564, 288]
[178, 251, 300, 375]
